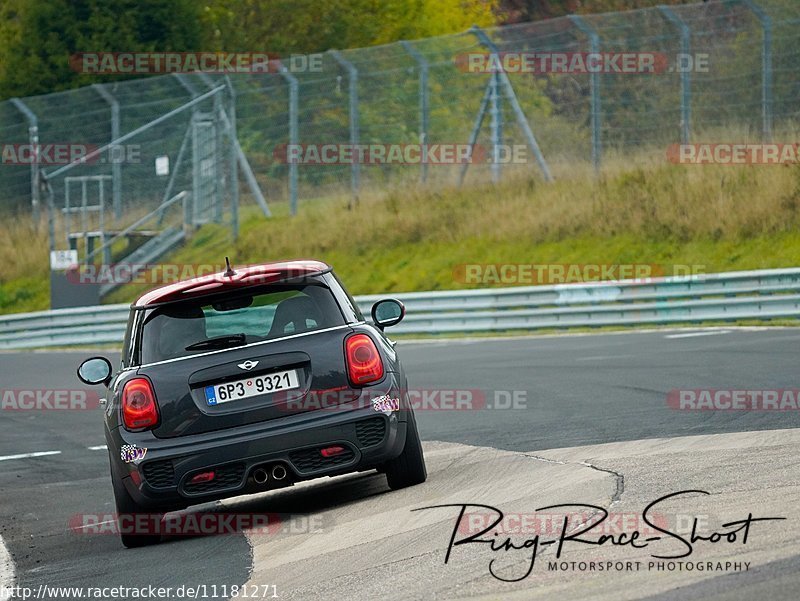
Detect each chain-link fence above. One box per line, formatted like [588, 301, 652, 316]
[1, 0, 798, 228]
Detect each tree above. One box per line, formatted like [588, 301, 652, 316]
[0, 0, 204, 99]
[498, 0, 694, 24]
[199, 0, 498, 55]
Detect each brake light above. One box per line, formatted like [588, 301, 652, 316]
[345, 334, 384, 386]
[122, 378, 159, 431]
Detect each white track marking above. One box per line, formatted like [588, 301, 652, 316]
[402, 326, 775, 345]
[665, 330, 731, 339]
[0, 534, 15, 594]
[71, 520, 116, 530]
[0, 451, 61, 462]
[575, 354, 633, 361]
[87, 445, 107, 451]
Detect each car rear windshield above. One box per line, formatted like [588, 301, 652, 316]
[139, 284, 344, 364]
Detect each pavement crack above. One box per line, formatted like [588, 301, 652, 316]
[578, 459, 625, 507]
[525, 453, 625, 507]
[517, 452, 629, 576]
[523, 454, 568, 465]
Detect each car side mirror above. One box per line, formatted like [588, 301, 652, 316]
[371, 299, 405, 330]
[77, 356, 112, 386]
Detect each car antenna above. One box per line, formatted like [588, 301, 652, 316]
[223, 256, 237, 277]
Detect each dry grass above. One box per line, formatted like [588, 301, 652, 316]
[0, 214, 49, 313]
[0, 214, 48, 282]
[237, 161, 800, 256]
[3, 158, 800, 312]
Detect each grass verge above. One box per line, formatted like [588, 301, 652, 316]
[2, 161, 800, 314]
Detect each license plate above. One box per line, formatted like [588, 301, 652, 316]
[204, 369, 299, 406]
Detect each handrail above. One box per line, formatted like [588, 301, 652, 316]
[82, 191, 188, 265]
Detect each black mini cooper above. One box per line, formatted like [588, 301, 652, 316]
[77, 260, 426, 547]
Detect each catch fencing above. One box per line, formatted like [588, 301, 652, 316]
[0, 0, 798, 223]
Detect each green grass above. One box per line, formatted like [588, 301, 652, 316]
[102, 230, 800, 305]
[3, 160, 800, 314]
[0, 276, 48, 314]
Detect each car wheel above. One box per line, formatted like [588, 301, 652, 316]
[384, 413, 427, 490]
[111, 473, 162, 548]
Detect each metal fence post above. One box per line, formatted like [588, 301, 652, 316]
[488, 71, 503, 183]
[568, 16, 601, 172]
[212, 88, 224, 223]
[181, 73, 221, 224]
[458, 85, 492, 188]
[194, 73, 272, 219]
[91, 84, 122, 219]
[470, 26, 553, 182]
[43, 175, 56, 252]
[458, 82, 493, 187]
[174, 74, 203, 224]
[155, 124, 191, 227]
[278, 65, 299, 215]
[191, 74, 224, 223]
[224, 76, 239, 238]
[176, 74, 202, 227]
[9, 98, 40, 222]
[658, 6, 692, 145]
[400, 41, 430, 184]
[330, 50, 360, 207]
[740, 0, 773, 142]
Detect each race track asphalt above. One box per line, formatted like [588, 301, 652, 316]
[0, 327, 797, 599]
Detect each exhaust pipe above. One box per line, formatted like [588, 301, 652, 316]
[253, 468, 269, 484]
[271, 465, 287, 481]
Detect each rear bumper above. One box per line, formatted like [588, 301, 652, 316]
[108, 398, 409, 510]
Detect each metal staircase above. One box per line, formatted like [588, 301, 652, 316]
[98, 226, 187, 297]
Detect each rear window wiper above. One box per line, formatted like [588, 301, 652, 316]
[185, 333, 247, 351]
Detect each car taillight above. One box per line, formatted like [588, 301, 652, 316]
[345, 334, 384, 386]
[122, 378, 159, 431]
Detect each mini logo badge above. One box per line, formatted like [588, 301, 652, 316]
[238, 360, 259, 371]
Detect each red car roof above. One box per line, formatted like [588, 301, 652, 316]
[133, 259, 331, 307]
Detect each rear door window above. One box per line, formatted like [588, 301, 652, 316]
[139, 284, 344, 364]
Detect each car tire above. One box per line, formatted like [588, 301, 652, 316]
[111, 473, 162, 549]
[384, 413, 427, 490]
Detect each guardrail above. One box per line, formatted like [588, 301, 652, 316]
[1, 268, 799, 349]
